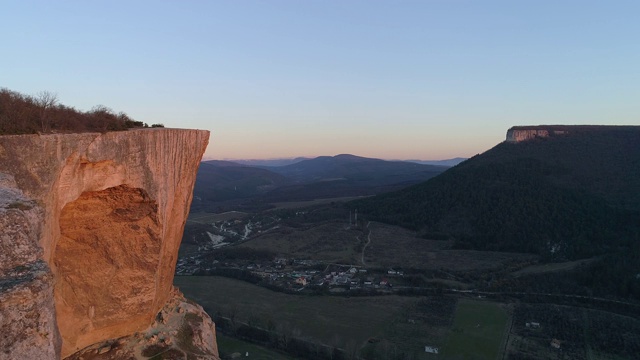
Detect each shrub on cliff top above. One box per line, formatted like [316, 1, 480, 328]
[0, 88, 149, 135]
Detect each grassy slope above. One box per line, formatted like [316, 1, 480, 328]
[177, 277, 640, 359]
[217, 333, 295, 360]
[237, 220, 362, 263]
[174, 276, 455, 358]
[442, 299, 510, 360]
[175, 276, 410, 346]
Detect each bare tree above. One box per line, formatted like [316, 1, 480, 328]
[35, 91, 58, 132]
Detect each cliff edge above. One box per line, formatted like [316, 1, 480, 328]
[0, 129, 215, 358]
[506, 125, 638, 142]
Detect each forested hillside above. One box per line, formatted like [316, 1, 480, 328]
[268, 154, 445, 185]
[190, 155, 448, 213]
[353, 127, 640, 260]
[191, 161, 290, 211]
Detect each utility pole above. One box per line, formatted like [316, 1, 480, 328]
[355, 209, 358, 227]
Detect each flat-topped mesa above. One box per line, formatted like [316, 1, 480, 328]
[506, 125, 568, 142]
[506, 125, 640, 143]
[0, 128, 214, 358]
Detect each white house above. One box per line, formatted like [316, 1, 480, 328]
[425, 346, 439, 354]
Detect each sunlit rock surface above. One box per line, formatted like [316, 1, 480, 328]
[66, 289, 219, 360]
[0, 129, 211, 358]
[506, 126, 567, 142]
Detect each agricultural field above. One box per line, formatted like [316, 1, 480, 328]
[440, 299, 510, 360]
[365, 296, 456, 359]
[184, 209, 537, 277]
[187, 211, 249, 224]
[510, 257, 597, 277]
[237, 220, 536, 273]
[238, 220, 363, 263]
[270, 196, 368, 210]
[363, 222, 537, 271]
[362, 222, 448, 269]
[507, 303, 640, 360]
[217, 333, 295, 360]
[175, 276, 640, 359]
[174, 276, 457, 358]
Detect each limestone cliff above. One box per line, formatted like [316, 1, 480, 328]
[0, 129, 215, 359]
[66, 289, 218, 360]
[506, 126, 567, 142]
[505, 125, 640, 143]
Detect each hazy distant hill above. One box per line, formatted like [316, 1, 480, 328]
[353, 126, 640, 260]
[191, 155, 449, 211]
[230, 157, 309, 167]
[268, 154, 446, 185]
[192, 161, 290, 209]
[405, 157, 468, 167]
[230, 156, 465, 168]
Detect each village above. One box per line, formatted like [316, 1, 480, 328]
[176, 256, 406, 294]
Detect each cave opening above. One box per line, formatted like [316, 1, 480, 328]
[54, 185, 161, 353]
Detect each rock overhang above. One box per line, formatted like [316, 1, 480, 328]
[0, 128, 209, 358]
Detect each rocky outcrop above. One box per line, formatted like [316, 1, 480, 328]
[0, 174, 61, 359]
[506, 126, 567, 142]
[0, 129, 212, 358]
[66, 289, 219, 360]
[505, 125, 640, 143]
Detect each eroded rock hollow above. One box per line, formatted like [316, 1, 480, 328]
[55, 185, 162, 351]
[0, 129, 212, 359]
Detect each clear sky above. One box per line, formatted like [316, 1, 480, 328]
[2, 1, 639, 160]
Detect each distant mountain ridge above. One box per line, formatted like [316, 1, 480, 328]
[353, 126, 640, 260]
[192, 154, 449, 212]
[227, 158, 310, 167]
[404, 157, 467, 167]
[267, 154, 446, 184]
[193, 161, 290, 207]
[216, 156, 465, 168]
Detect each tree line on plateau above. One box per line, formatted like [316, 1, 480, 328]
[0, 88, 164, 135]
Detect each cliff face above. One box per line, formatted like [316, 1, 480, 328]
[505, 125, 640, 143]
[66, 289, 218, 360]
[506, 127, 567, 142]
[0, 173, 59, 359]
[0, 129, 212, 358]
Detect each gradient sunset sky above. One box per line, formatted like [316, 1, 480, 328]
[2, 1, 639, 160]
